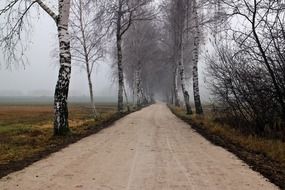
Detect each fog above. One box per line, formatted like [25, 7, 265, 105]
[0, 13, 116, 98]
[0, 9, 210, 102]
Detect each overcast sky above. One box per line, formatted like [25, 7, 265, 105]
[0, 4, 210, 102]
[0, 11, 117, 97]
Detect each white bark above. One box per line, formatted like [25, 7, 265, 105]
[132, 71, 136, 107]
[0, 0, 72, 135]
[173, 65, 180, 106]
[34, 0, 58, 23]
[78, 0, 98, 118]
[116, 1, 125, 113]
[87, 73, 97, 118]
[53, 0, 72, 135]
[123, 84, 130, 111]
[136, 63, 142, 106]
[192, 0, 203, 114]
[178, 42, 192, 114]
[117, 31, 125, 113]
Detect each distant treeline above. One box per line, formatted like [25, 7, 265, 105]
[0, 96, 117, 105]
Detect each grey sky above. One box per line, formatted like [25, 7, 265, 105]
[0, 12, 116, 97]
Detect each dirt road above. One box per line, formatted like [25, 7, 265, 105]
[0, 103, 278, 190]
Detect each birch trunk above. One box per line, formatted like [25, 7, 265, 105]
[79, 0, 97, 119]
[192, 1, 203, 114]
[173, 65, 180, 106]
[140, 86, 148, 105]
[123, 84, 130, 112]
[115, 1, 126, 113]
[136, 62, 148, 106]
[132, 71, 136, 107]
[87, 71, 97, 118]
[116, 21, 124, 113]
[136, 62, 142, 107]
[171, 90, 174, 105]
[178, 44, 192, 115]
[136, 69, 141, 106]
[54, 0, 72, 135]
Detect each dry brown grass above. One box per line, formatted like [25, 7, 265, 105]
[169, 105, 285, 188]
[0, 104, 116, 165]
[171, 106, 285, 165]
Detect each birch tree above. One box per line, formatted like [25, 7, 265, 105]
[70, 0, 107, 118]
[123, 20, 159, 107]
[167, 0, 204, 114]
[171, 0, 193, 114]
[160, 1, 180, 105]
[192, 0, 203, 114]
[0, 0, 72, 135]
[107, 0, 154, 112]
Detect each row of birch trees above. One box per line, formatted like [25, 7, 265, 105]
[120, 0, 205, 116]
[0, 0, 206, 135]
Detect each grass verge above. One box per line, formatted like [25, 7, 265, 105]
[169, 105, 285, 189]
[0, 103, 149, 178]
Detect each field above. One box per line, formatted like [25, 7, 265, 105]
[0, 102, 120, 177]
[169, 105, 285, 189]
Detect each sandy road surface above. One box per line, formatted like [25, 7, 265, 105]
[0, 103, 278, 190]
